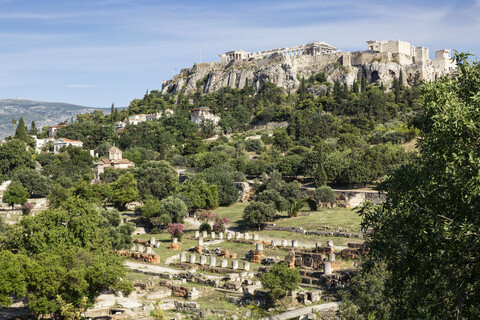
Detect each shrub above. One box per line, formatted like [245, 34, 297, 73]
[199, 222, 212, 233]
[314, 186, 336, 203]
[21, 202, 34, 215]
[167, 223, 184, 241]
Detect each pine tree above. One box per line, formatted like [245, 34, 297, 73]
[14, 117, 29, 143]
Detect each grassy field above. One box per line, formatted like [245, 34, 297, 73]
[214, 203, 362, 232]
[274, 207, 363, 232]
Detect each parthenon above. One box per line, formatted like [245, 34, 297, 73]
[219, 41, 337, 62]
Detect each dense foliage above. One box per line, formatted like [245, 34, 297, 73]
[343, 54, 480, 319]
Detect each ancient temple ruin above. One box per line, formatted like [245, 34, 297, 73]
[219, 41, 337, 62]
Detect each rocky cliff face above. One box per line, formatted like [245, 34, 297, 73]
[161, 51, 447, 96]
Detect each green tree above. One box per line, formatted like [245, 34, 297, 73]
[314, 141, 327, 187]
[157, 196, 188, 223]
[110, 172, 139, 209]
[0, 139, 34, 176]
[358, 54, 480, 319]
[204, 167, 239, 206]
[256, 189, 289, 212]
[135, 161, 178, 201]
[2, 180, 29, 209]
[176, 174, 218, 211]
[243, 201, 276, 230]
[29, 121, 38, 136]
[14, 117, 29, 143]
[12, 167, 53, 197]
[261, 262, 300, 310]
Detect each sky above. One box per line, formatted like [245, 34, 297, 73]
[0, 0, 479, 108]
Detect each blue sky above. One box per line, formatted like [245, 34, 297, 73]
[0, 0, 479, 108]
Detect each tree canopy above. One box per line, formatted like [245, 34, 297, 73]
[353, 53, 480, 319]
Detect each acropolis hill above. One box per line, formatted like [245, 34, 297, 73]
[161, 40, 455, 95]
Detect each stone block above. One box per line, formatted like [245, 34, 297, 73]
[243, 261, 250, 271]
[210, 232, 215, 239]
[292, 240, 298, 248]
[202, 231, 208, 238]
[256, 243, 264, 251]
[146, 247, 153, 254]
[253, 233, 259, 241]
[200, 255, 207, 265]
[194, 231, 200, 238]
[281, 240, 288, 247]
[180, 253, 187, 263]
[198, 237, 204, 246]
[220, 259, 228, 268]
[232, 260, 239, 270]
[150, 237, 156, 245]
[209, 256, 216, 267]
[218, 232, 224, 240]
[189, 254, 196, 264]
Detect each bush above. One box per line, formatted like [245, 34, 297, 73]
[314, 186, 336, 203]
[199, 222, 212, 233]
[167, 223, 184, 241]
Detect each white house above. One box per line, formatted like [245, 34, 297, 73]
[53, 138, 83, 154]
[191, 107, 221, 125]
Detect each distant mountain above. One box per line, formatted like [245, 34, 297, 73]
[0, 98, 110, 139]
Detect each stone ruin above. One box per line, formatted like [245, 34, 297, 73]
[115, 250, 160, 264]
[219, 41, 337, 63]
[245, 243, 264, 263]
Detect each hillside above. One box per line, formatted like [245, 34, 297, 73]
[0, 98, 109, 139]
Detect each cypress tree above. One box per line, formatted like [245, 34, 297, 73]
[361, 75, 367, 92]
[314, 141, 327, 187]
[299, 77, 307, 102]
[14, 117, 29, 142]
[29, 121, 38, 136]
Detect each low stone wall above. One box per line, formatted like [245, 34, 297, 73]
[263, 223, 364, 238]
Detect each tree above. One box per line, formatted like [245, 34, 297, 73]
[2, 180, 29, 209]
[243, 201, 276, 230]
[314, 141, 327, 187]
[0, 139, 34, 176]
[204, 168, 239, 206]
[357, 54, 480, 319]
[12, 167, 53, 197]
[176, 174, 218, 211]
[0, 197, 134, 316]
[261, 262, 300, 310]
[110, 172, 139, 209]
[256, 189, 289, 212]
[135, 161, 178, 200]
[29, 121, 38, 136]
[14, 117, 29, 143]
[157, 196, 188, 224]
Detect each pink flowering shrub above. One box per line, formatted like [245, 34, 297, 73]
[167, 223, 184, 241]
[196, 210, 216, 223]
[213, 217, 230, 233]
[21, 202, 34, 215]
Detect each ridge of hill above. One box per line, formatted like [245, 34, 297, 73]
[0, 98, 109, 139]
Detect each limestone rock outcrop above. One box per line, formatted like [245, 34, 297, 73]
[162, 50, 451, 96]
